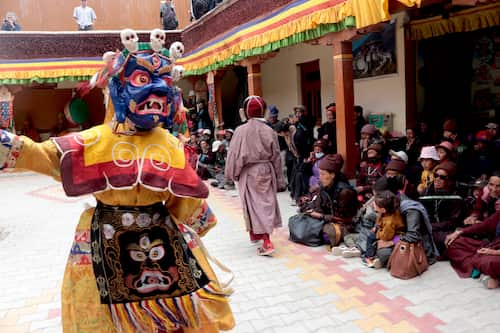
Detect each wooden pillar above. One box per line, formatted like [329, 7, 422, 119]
[333, 41, 356, 179]
[404, 27, 417, 130]
[247, 63, 263, 97]
[214, 72, 224, 125]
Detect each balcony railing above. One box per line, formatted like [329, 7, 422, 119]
[0, 31, 182, 60]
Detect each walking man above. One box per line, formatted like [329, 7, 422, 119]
[225, 96, 286, 256]
[73, 0, 96, 31]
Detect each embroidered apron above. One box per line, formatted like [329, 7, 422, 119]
[90, 201, 209, 304]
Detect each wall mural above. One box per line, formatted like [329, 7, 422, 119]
[0, 86, 14, 132]
[353, 23, 397, 79]
[471, 30, 499, 113]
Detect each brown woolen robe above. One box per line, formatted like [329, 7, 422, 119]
[448, 211, 500, 280]
[225, 118, 286, 235]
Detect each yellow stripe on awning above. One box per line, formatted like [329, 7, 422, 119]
[410, 2, 500, 40]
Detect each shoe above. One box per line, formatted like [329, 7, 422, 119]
[290, 199, 297, 206]
[361, 256, 370, 266]
[368, 257, 382, 269]
[210, 181, 219, 187]
[342, 247, 361, 258]
[331, 245, 348, 256]
[224, 184, 235, 190]
[257, 243, 275, 256]
[480, 275, 500, 289]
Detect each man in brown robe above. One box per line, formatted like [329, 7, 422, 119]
[225, 96, 286, 256]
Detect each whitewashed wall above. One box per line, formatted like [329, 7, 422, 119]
[261, 13, 408, 133]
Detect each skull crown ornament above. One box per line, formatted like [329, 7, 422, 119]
[83, 29, 186, 132]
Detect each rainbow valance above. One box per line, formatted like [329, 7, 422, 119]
[178, 0, 420, 76]
[0, 58, 104, 84]
[410, 2, 500, 40]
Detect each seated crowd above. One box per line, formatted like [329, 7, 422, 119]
[274, 104, 500, 289]
[185, 126, 236, 190]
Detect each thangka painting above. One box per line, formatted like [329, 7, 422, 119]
[0, 86, 14, 131]
[353, 23, 397, 79]
[471, 30, 499, 112]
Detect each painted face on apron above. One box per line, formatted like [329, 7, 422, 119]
[120, 227, 179, 296]
[92, 205, 209, 304]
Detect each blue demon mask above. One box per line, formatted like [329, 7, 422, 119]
[109, 50, 175, 131]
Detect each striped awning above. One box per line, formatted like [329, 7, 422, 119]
[177, 0, 421, 76]
[0, 57, 104, 84]
[410, 2, 500, 40]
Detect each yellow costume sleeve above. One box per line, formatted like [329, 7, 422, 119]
[165, 195, 217, 237]
[12, 136, 61, 180]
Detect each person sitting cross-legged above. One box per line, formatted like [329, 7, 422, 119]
[303, 154, 358, 249]
[446, 211, 500, 289]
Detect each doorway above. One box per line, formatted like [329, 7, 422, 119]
[299, 60, 322, 126]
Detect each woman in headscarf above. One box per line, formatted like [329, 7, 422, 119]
[304, 154, 358, 249]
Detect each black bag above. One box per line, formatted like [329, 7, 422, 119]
[288, 214, 325, 247]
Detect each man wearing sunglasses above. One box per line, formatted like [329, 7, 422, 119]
[419, 161, 466, 259]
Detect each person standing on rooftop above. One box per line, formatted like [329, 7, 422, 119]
[1, 12, 21, 31]
[73, 0, 96, 31]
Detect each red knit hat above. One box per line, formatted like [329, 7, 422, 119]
[244, 95, 266, 118]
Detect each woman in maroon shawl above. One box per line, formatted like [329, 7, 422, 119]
[225, 96, 286, 256]
[445, 211, 500, 289]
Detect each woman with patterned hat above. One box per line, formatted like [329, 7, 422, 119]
[225, 95, 286, 256]
[0, 30, 234, 332]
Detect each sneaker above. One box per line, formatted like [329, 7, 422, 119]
[342, 247, 361, 258]
[331, 245, 348, 256]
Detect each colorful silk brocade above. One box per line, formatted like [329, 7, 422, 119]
[63, 206, 234, 333]
[52, 125, 208, 198]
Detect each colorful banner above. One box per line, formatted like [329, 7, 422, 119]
[178, 0, 420, 76]
[0, 57, 104, 84]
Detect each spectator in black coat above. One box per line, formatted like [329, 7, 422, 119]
[317, 103, 337, 153]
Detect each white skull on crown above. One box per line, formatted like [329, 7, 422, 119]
[120, 29, 139, 53]
[150, 29, 166, 52]
[172, 65, 185, 82]
[169, 42, 184, 61]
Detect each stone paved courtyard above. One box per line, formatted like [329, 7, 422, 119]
[0, 172, 498, 333]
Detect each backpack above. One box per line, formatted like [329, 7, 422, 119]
[161, 4, 178, 30]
